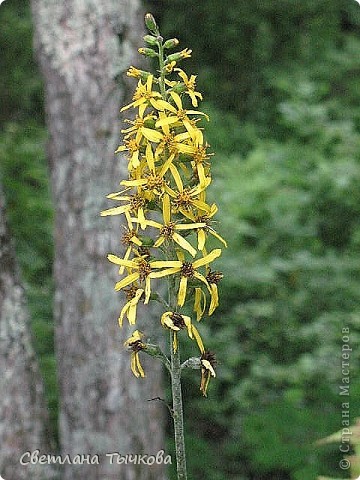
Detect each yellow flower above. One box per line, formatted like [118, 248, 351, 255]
[150, 248, 221, 307]
[166, 175, 212, 217]
[206, 269, 223, 315]
[121, 105, 156, 145]
[183, 202, 227, 250]
[127, 66, 142, 78]
[121, 75, 163, 112]
[200, 350, 216, 396]
[100, 189, 147, 230]
[154, 91, 208, 141]
[132, 193, 205, 256]
[141, 110, 193, 159]
[175, 68, 203, 107]
[124, 330, 146, 378]
[118, 286, 144, 326]
[119, 144, 171, 202]
[115, 137, 142, 170]
[107, 254, 164, 304]
[161, 311, 204, 353]
[165, 60, 177, 74]
[180, 48, 192, 59]
[118, 211, 143, 274]
[183, 138, 212, 188]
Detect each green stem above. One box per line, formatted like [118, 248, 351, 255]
[157, 39, 187, 480]
[158, 39, 167, 99]
[170, 331, 187, 480]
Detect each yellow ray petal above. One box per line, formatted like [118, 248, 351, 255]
[150, 260, 182, 268]
[163, 193, 171, 224]
[135, 353, 145, 378]
[169, 91, 183, 110]
[209, 283, 219, 316]
[149, 267, 181, 278]
[114, 272, 140, 291]
[173, 232, 197, 257]
[177, 276, 188, 307]
[198, 229, 206, 250]
[175, 222, 205, 230]
[107, 254, 135, 268]
[142, 128, 163, 143]
[169, 163, 184, 191]
[100, 205, 130, 216]
[192, 249, 221, 269]
[191, 325, 205, 354]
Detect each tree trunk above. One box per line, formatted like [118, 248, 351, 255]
[0, 184, 56, 480]
[30, 2, 165, 479]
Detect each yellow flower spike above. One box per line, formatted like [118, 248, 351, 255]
[102, 14, 227, 396]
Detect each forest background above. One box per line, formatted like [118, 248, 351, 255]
[1, 0, 360, 479]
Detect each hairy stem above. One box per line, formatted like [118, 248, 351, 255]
[170, 331, 187, 480]
[157, 38, 188, 480]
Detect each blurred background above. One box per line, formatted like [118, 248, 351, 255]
[1, 0, 360, 479]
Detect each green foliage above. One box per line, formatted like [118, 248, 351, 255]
[182, 33, 360, 477]
[0, 0, 43, 124]
[0, 122, 58, 442]
[148, 0, 360, 132]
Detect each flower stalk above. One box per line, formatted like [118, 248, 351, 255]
[170, 331, 187, 480]
[101, 13, 225, 480]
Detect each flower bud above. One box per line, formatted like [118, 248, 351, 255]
[126, 66, 152, 82]
[143, 34, 159, 46]
[138, 47, 158, 58]
[163, 38, 180, 49]
[169, 83, 187, 94]
[145, 13, 158, 34]
[165, 48, 192, 64]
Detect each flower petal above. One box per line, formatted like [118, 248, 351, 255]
[192, 248, 221, 269]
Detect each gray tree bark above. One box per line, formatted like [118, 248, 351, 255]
[0, 184, 56, 480]
[30, 1, 165, 479]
